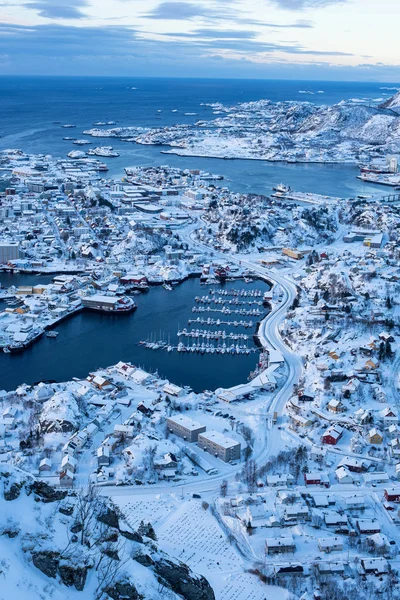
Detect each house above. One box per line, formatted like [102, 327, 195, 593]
[265, 537, 296, 555]
[327, 399, 344, 413]
[368, 428, 383, 445]
[342, 378, 360, 395]
[113, 424, 135, 439]
[283, 505, 310, 523]
[317, 562, 344, 575]
[335, 466, 355, 484]
[389, 438, 400, 457]
[360, 558, 389, 575]
[90, 375, 113, 391]
[163, 383, 184, 398]
[137, 400, 154, 416]
[384, 487, 400, 502]
[380, 407, 398, 425]
[345, 496, 366, 510]
[395, 463, 400, 480]
[39, 457, 52, 472]
[304, 472, 329, 487]
[266, 474, 295, 487]
[356, 519, 381, 535]
[238, 504, 269, 528]
[337, 456, 367, 473]
[318, 537, 343, 553]
[364, 472, 390, 485]
[154, 453, 178, 471]
[322, 425, 343, 445]
[97, 446, 110, 467]
[324, 512, 348, 528]
[61, 454, 77, 473]
[59, 470, 74, 488]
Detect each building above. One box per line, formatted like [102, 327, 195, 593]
[0, 242, 20, 264]
[198, 430, 241, 462]
[166, 415, 206, 442]
[356, 519, 381, 535]
[384, 487, 400, 502]
[318, 537, 343, 554]
[265, 537, 296, 555]
[59, 470, 74, 488]
[368, 428, 383, 445]
[322, 425, 343, 446]
[361, 558, 389, 575]
[97, 446, 110, 467]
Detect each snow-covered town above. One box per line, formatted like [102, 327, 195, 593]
[1, 87, 400, 600]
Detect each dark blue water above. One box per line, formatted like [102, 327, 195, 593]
[0, 76, 396, 196]
[0, 278, 268, 392]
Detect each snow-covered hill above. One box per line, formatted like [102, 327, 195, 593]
[0, 466, 214, 600]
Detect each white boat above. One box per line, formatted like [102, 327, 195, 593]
[3, 347, 10, 354]
[162, 283, 173, 291]
[273, 183, 290, 193]
[46, 330, 59, 338]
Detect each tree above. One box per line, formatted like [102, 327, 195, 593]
[242, 459, 257, 493]
[220, 479, 228, 498]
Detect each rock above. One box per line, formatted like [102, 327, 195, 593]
[58, 561, 90, 591]
[1, 526, 20, 538]
[102, 548, 120, 561]
[119, 528, 143, 543]
[133, 552, 154, 567]
[105, 530, 119, 543]
[97, 507, 119, 529]
[4, 481, 22, 501]
[28, 481, 67, 503]
[32, 551, 60, 579]
[154, 558, 215, 600]
[105, 579, 142, 600]
[59, 501, 74, 516]
[70, 522, 82, 534]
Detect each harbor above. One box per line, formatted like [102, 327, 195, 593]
[0, 276, 270, 392]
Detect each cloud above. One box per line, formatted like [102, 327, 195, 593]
[144, 1, 236, 20]
[24, 0, 90, 19]
[269, 0, 347, 9]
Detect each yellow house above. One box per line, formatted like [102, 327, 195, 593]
[368, 428, 383, 445]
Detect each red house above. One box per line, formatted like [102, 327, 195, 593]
[322, 425, 344, 446]
[384, 487, 400, 502]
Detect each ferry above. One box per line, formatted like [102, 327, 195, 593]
[273, 183, 291, 194]
[82, 294, 136, 313]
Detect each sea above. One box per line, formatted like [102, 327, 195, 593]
[0, 76, 398, 391]
[0, 76, 398, 196]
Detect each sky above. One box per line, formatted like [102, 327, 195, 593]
[0, 0, 399, 80]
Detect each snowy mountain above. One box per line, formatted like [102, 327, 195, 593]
[379, 90, 400, 112]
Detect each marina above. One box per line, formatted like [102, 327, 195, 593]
[0, 277, 270, 392]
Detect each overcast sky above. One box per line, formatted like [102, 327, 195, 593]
[0, 0, 399, 79]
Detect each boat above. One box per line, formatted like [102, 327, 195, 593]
[273, 183, 290, 193]
[3, 347, 10, 354]
[46, 331, 59, 338]
[162, 283, 173, 291]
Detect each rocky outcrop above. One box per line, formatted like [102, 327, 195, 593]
[154, 558, 215, 600]
[31, 551, 91, 590]
[119, 527, 143, 543]
[32, 551, 60, 579]
[104, 579, 143, 600]
[28, 481, 67, 503]
[133, 552, 154, 567]
[3, 481, 22, 501]
[58, 561, 90, 591]
[97, 507, 119, 529]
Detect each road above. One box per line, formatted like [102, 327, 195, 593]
[101, 220, 303, 498]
